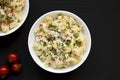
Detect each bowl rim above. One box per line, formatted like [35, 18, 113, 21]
[0, 0, 30, 37]
[28, 10, 92, 73]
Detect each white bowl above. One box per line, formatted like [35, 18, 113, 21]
[28, 10, 91, 73]
[0, 0, 29, 36]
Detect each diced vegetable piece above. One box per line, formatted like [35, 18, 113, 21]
[74, 40, 81, 46]
[6, 16, 13, 22]
[57, 14, 63, 16]
[47, 36, 55, 41]
[66, 22, 70, 28]
[73, 33, 79, 38]
[49, 24, 57, 28]
[62, 53, 66, 60]
[0, 0, 3, 4]
[51, 47, 57, 55]
[43, 42, 47, 46]
[65, 40, 71, 46]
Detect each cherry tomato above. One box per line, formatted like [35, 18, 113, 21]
[7, 52, 19, 63]
[0, 65, 9, 78]
[11, 63, 22, 73]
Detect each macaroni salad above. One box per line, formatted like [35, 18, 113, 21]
[0, 0, 25, 32]
[33, 14, 86, 69]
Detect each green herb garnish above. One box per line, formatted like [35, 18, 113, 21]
[4, 7, 9, 13]
[62, 29, 67, 33]
[66, 22, 70, 28]
[62, 54, 66, 60]
[65, 40, 71, 46]
[1, 15, 4, 18]
[47, 36, 55, 41]
[74, 40, 81, 46]
[73, 33, 79, 38]
[40, 57, 44, 61]
[57, 14, 63, 16]
[43, 42, 47, 46]
[0, 0, 3, 4]
[49, 24, 57, 31]
[6, 16, 13, 22]
[51, 47, 57, 55]
[42, 50, 46, 54]
[50, 24, 57, 28]
[6, 1, 10, 5]
[15, 5, 18, 8]
[40, 28, 45, 33]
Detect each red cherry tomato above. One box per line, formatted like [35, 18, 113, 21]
[11, 63, 22, 72]
[7, 52, 19, 63]
[0, 65, 9, 78]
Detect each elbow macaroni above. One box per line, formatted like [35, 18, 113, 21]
[0, 0, 25, 32]
[33, 14, 86, 69]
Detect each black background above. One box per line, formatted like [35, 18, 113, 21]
[0, 0, 119, 80]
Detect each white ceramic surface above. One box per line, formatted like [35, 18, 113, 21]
[0, 0, 29, 36]
[28, 10, 91, 73]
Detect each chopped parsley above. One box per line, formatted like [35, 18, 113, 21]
[49, 24, 57, 28]
[0, 0, 3, 4]
[4, 7, 9, 13]
[6, 16, 13, 22]
[47, 36, 55, 41]
[42, 50, 46, 54]
[74, 40, 81, 46]
[51, 47, 57, 55]
[40, 28, 45, 33]
[65, 40, 71, 46]
[62, 53, 66, 60]
[73, 33, 79, 38]
[40, 57, 44, 61]
[49, 24, 57, 31]
[66, 22, 70, 28]
[43, 42, 47, 46]
[57, 14, 63, 16]
[62, 29, 67, 33]
[6, 1, 10, 5]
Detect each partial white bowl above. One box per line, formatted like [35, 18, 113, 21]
[28, 10, 91, 73]
[0, 0, 29, 36]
